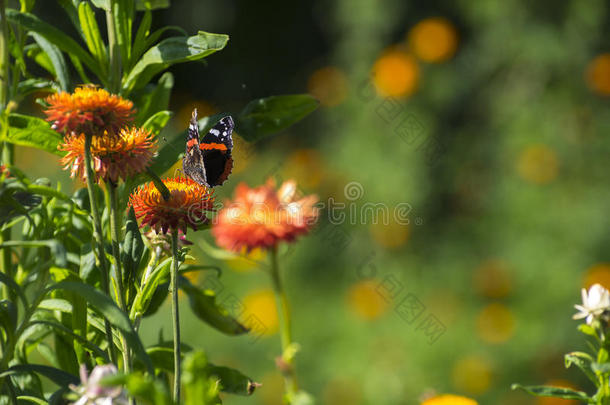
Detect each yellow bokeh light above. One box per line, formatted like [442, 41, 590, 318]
[283, 149, 325, 189]
[242, 289, 278, 335]
[346, 280, 390, 320]
[408, 17, 458, 63]
[517, 144, 559, 185]
[536, 380, 579, 405]
[369, 221, 410, 250]
[308, 66, 349, 107]
[476, 302, 515, 344]
[583, 263, 610, 290]
[472, 259, 512, 299]
[175, 99, 217, 127]
[372, 48, 419, 98]
[231, 133, 254, 175]
[421, 394, 478, 405]
[585, 53, 610, 96]
[226, 247, 267, 272]
[451, 355, 492, 396]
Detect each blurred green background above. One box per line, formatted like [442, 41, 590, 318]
[16, 0, 610, 404]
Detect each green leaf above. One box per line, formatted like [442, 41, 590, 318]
[90, 0, 110, 10]
[113, 0, 134, 67]
[27, 320, 108, 361]
[0, 364, 78, 387]
[142, 110, 173, 136]
[236, 94, 319, 142]
[78, 1, 108, 73]
[0, 240, 67, 267]
[17, 396, 48, 405]
[123, 31, 229, 93]
[17, 78, 56, 99]
[123, 207, 144, 285]
[135, 72, 173, 125]
[565, 352, 596, 383]
[49, 281, 153, 373]
[131, 9, 151, 70]
[136, 0, 169, 10]
[180, 277, 248, 335]
[5, 113, 63, 155]
[207, 364, 260, 396]
[6, 10, 105, 85]
[0, 271, 28, 308]
[578, 323, 597, 337]
[30, 34, 69, 91]
[131, 257, 171, 318]
[511, 384, 591, 401]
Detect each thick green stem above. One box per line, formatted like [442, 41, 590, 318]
[106, 6, 121, 94]
[83, 133, 117, 364]
[171, 230, 181, 401]
[269, 246, 298, 397]
[107, 183, 131, 373]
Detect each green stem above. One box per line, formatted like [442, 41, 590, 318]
[106, 5, 121, 94]
[107, 183, 131, 373]
[0, 0, 11, 303]
[269, 246, 298, 397]
[171, 230, 181, 401]
[0, 0, 9, 107]
[83, 133, 117, 365]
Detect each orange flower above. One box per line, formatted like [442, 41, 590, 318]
[212, 180, 318, 252]
[44, 86, 135, 135]
[129, 176, 215, 234]
[59, 127, 156, 183]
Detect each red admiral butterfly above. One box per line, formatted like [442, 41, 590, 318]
[183, 109, 234, 187]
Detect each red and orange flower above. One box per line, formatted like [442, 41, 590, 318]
[59, 127, 156, 183]
[212, 179, 318, 252]
[129, 176, 215, 234]
[44, 86, 135, 135]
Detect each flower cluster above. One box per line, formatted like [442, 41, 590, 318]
[130, 176, 215, 234]
[59, 127, 156, 183]
[212, 179, 319, 252]
[45, 86, 134, 135]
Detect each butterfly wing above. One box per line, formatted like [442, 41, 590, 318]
[200, 116, 234, 186]
[182, 109, 208, 186]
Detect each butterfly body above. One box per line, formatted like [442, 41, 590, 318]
[183, 109, 234, 187]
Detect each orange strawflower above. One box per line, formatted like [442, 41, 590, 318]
[129, 176, 215, 234]
[212, 179, 318, 252]
[59, 127, 156, 183]
[44, 86, 135, 135]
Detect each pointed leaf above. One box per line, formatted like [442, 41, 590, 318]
[5, 114, 63, 155]
[180, 277, 248, 335]
[142, 110, 173, 136]
[207, 364, 260, 396]
[78, 2, 108, 72]
[236, 95, 319, 142]
[123, 207, 144, 284]
[123, 31, 228, 93]
[49, 281, 153, 373]
[511, 384, 591, 401]
[29, 34, 69, 91]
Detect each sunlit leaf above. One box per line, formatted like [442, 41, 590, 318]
[4, 113, 63, 155]
[236, 94, 319, 142]
[123, 31, 228, 93]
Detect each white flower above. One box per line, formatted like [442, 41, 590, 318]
[70, 364, 127, 405]
[573, 283, 610, 324]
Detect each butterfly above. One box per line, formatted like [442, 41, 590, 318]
[182, 108, 234, 187]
